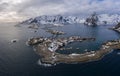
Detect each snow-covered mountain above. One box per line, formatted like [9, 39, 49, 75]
[98, 14, 120, 24]
[20, 14, 120, 26]
[84, 12, 98, 26]
[20, 15, 85, 25]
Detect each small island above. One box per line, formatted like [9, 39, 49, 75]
[27, 36, 120, 65]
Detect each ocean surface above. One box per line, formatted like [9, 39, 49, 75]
[0, 23, 120, 76]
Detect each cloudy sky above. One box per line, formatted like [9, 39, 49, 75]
[0, 0, 120, 22]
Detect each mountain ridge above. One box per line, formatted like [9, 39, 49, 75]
[19, 14, 120, 26]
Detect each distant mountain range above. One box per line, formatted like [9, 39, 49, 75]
[98, 14, 120, 24]
[20, 15, 85, 25]
[19, 14, 120, 26]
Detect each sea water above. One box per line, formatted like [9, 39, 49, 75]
[0, 23, 120, 76]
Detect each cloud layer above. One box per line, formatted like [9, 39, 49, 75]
[0, 0, 120, 22]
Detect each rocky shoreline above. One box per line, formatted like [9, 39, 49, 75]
[27, 36, 120, 65]
[110, 23, 120, 33]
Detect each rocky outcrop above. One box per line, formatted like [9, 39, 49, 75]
[112, 22, 120, 33]
[84, 12, 99, 26]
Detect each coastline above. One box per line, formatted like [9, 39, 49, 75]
[27, 36, 120, 65]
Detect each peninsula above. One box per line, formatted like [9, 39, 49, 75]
[27, 36, 120, 65]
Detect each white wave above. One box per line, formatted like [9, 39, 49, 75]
[37, 59, 53, 67]
[117, 52, 120, 55]
[25, 42, 30, 46]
